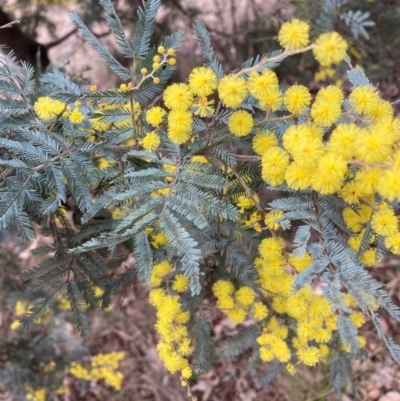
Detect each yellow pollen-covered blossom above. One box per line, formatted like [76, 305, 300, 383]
[212, 280, 235, 298]
[378, 170, 400, 202]
[278, 18, 310, 51]
[167, 109, 193, 144]
[289, 252, 313, 273]
[342, 205, 372, 233]
[258, 333, 291, 362]
[188, 67, 218, 97]
[354, 126, 392, 163]
[234, 286, 255, 308]
[356, 168, 381, 196]
[140, 132, 161, 151]
[151, 232, 168, 248]
[285, 161, 314, 190]
[69, 108, 85, 124]
[361, 248, 379, 266]
[163, 83, 194, 110]
[252, 302, 268, 320]
[259, 237, 285, 260]
[327, 124, 359, 159]
[371, 207, 398, 237]
[312, 154, 347, 194]
[252, 130, 278, 155]
[317, 85, 344, 104]
[339, 181, 364, 205]
[227, 307, 247, 323]
[348, 85, 380, 116]
[150, 260, 173, 286]
[313, 32, 348, 66]
[385, 232, 400, 255]
[25, 387, 46, 401]
[247, 69, 279, 100]
[218, 74, 247, 107]
[149, 288, 166, 308]
[283, 124, 315, 154]
[297, 346, 320, 366]
[258, 88, 283, 111]
[237, 195, 257, 212]
[181, 367, 192, 379]
[289, 136, 324, 166]
[284, 84, 311, 114]
[350, 311, 366, 328]
[172, 274, 190, 292]
[261, 147, 290, 186]
[287, 364, 296, 375]
[34, 97, 66, 120]
[146, 106, 166, 126]
[227, 110, 254, 136]
[366, 99, 393, 122]
[15, 300, 27, 316]
[218, 295, 235, 310]
[311, 86, 343, 126]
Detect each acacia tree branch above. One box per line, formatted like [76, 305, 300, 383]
[45, 27, 78, 49]
[0, 20, 20, 30]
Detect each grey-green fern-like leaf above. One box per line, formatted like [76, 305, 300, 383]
[193, 316, 215, 373]
[159, 210, 202, 294]
[134, 230, 153, 282]
[99, 0, 134, 58]
[66, 281, 90, 337]
[132, 0, 161, 58]
[70, 11, 131, 80]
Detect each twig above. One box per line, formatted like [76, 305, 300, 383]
[347, 159, 391, 170]
[234, 154, 261, 162]
[32, 148, 74, 172]
[235, 44, 315, 76]
[254, 113, 303, 127]
[0, 20, 20, 30]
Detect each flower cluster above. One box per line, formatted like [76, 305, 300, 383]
[26, 11, 400, 389]
[149, 287, 192, 379]
[69, 351, 125, 390]
[212, 280, 268, 323]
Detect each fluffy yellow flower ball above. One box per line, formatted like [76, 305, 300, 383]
[188, 67, 218, 97]
[218, 74, 247, 107]
[227, 110, 254, 136]
[284, 84, 311, 114]
[313, 32, 348, 66]
[278, 18, 310, 51]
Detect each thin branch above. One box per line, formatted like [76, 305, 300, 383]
[32, 148, 74, 172]
[234, 154, 261, 162]
[254, 113, 299, 127]
[0, 20, 20, 30]
[235, 44, 315, 76]
[347, 159, 391, 170]
[45, 27, 78, 49]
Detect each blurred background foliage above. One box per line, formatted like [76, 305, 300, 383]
[0, 0, 400, 400]
[1, 0, 400, 97]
